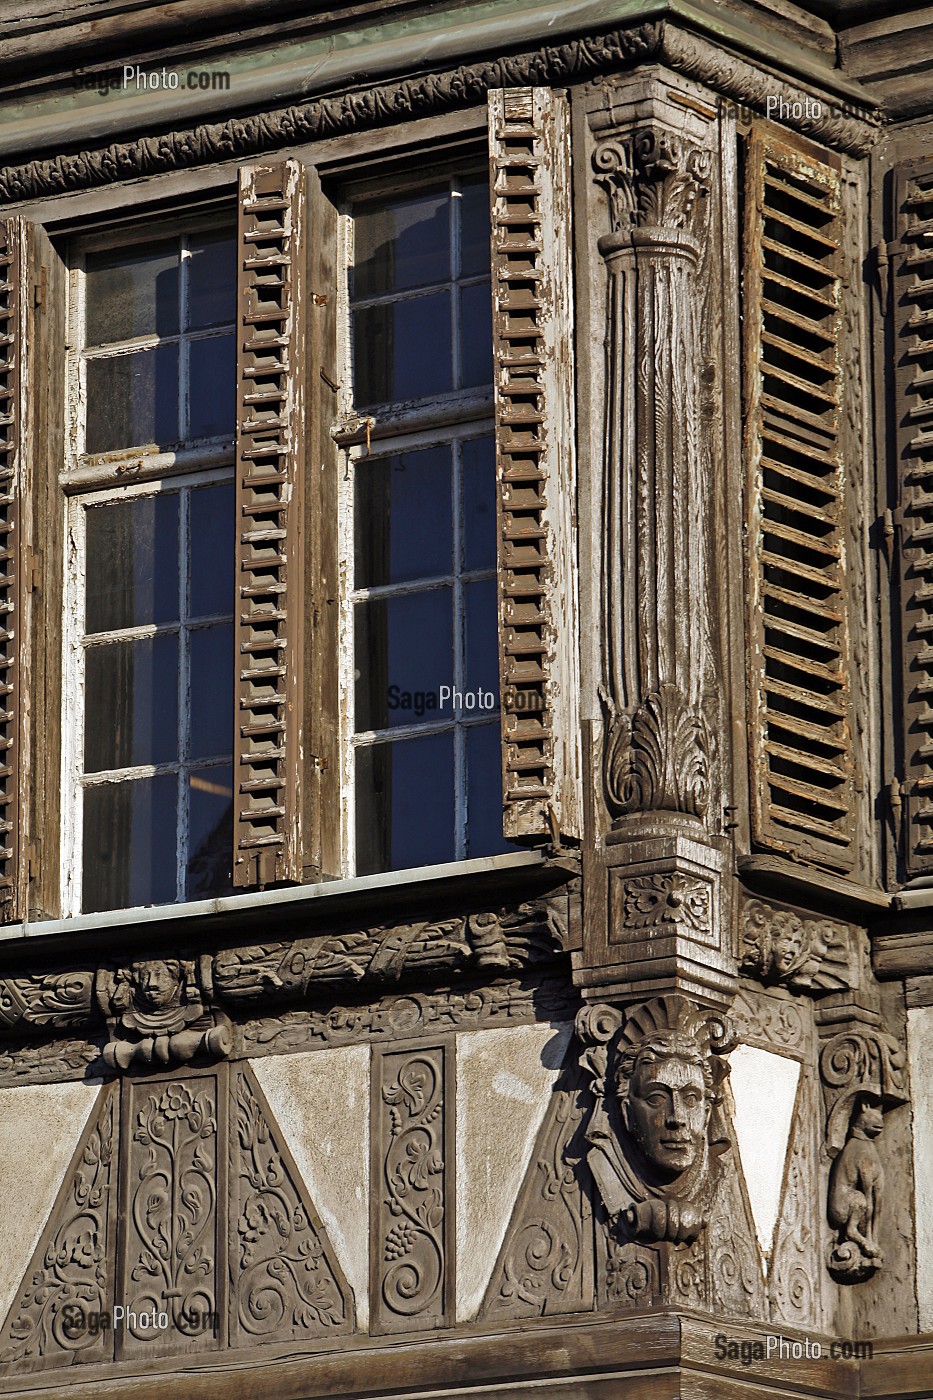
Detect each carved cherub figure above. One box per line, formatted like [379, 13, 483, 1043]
[827, 1095, 885, 1280]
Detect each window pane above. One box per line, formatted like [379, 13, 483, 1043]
[464, 578, 500, 696]
[353, 293, 452, 408]
[84, 634, 179, 772]
[85, 494, 179, 632]
[462, 436, 497, 572]
[186, 763, 234, 898]
[355, 590, 452, 731]
[355, 446, 452, 588]
[85, 241, 179, 345]
[355, 732, 455, 874]
[82, 773, 177, 912]
[189, 624, 234, 761]
[188, 333, 236, 439]
[466, 722, 513, 859]
[189, 482, 235, 618]
[354, 190, 449, 298]
[187, 232, 236, 330]
[459, 176, 491, 278]
[85, 344, 179, 453]
[460, 282, 493, 389]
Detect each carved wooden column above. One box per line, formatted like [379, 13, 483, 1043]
[574, 72, 737, 1015]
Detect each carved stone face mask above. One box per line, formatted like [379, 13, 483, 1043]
[132, 961, 182, 1011]
[623, 1055, 710, 1182]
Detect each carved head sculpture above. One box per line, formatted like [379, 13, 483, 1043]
[130, 959, 184, 1012]
[615, 1029, 713, 1183]
[849, 1094, 884, 1142]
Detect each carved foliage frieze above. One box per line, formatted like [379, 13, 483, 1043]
[577, 996, 734, 1246]
[231, 1068, 352, 1344]
[121, 1074, 220, 1357]
[372, 1046, 450, 1334]
[0, 1086, 117, 1367]
[481, 1065, 593, 1320]
[740, 899, 852, 994]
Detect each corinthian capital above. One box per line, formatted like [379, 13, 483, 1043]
[593, 129, 711, 242]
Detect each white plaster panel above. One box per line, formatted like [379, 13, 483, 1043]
[0, 1081, 101, 1329]
[728, 1043, 800, 1262]
[250, 1047, 370, 1329]
[455, 1022, 572, 1321]
[908, 1006, 933, 1331]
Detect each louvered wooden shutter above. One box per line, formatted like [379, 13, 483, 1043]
[743, 130, 856, 868]
[488, 87, 581, 842]
[894, 158, 933, 874]
[234, 161, 307, 887]
[0, 219, 26, 919]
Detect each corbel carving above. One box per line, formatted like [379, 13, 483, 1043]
[740, 899, 852, 994]
[819, 1023, 908, 1282]
[577, 995, 734, 1244]
[95, 956, 232, 1072]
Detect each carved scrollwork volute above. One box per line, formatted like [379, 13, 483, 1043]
[576, 994, 734, 1245]
[589, 85, 722, 832]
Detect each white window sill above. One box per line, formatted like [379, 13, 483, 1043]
[4, 850, 549, 943]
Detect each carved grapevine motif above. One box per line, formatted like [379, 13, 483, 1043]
[0, 1087, 116, 1365]
[231, 1069, 350, 1343]
[123, 1078, 218, 1353]
[374, 1048, 448, 1332]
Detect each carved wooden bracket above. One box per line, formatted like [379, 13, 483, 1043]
[576, 993, 734, 1245]
[817, 1007, 908, 1284]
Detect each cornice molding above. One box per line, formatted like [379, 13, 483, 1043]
[0, 19, 878, 206]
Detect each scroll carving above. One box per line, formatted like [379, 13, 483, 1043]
[0, 1087, 116, 1366]
[593, 130, 711, 238]
[741, 900, 851, 994]
[0, 971, 94, 1034]
[373, 1047, 449, 1333]
[819, 1026, 908, 1283]
[482, 1068, 593, 1319]
[231, 1069, 351, 1343]
[577, 996, 734, 1245]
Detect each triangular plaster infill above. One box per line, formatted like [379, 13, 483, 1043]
[728, 1044, 801, 1265]
[456, 1022, 572, 1321]
[250, 1046, 371, 1330]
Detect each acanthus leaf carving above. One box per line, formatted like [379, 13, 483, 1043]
[593, 129, 711, 239]
[603, 684, 712, 823]
[621, 871, 712, 936]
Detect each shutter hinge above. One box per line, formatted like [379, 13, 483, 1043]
[881, 507, 897, 570]
[33, 267, 46, 309]
[875, 239, 889, 310]
[27, 840, 39, 879]
[888, 776, 904, 856]
[25, 549, 41, 593]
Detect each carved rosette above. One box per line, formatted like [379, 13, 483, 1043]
[576, 995, 734, 1246]
[590, 100, 721, 830]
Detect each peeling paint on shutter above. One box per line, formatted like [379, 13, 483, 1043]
[894, 158, 933, 874]
[488, 87, 581, 842]
[234, 161, 306, 887]
[743, 130, 855, 868]
[0, 219, 26, 919]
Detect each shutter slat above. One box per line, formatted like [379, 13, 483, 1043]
[488, 88, 581, 841]
[233, 161, 306, 887]
[894, 158, 933, 873]
[744, 130, 855, 868]
[0, 219, 24, 919]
